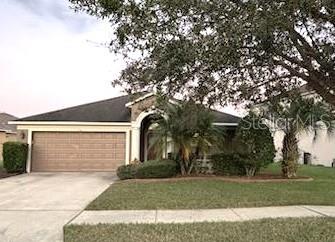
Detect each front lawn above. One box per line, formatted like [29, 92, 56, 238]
[64, 217, 335, 242]
[87, 164, 335, 210]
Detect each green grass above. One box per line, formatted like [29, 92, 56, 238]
[64, 217, 335, 242]
[86, 164, 335, 210]
[0, 160, 3, 170]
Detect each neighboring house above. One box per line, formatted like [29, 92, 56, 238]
[259, 85, 335, 167]
[11, 94, 240, 172]
[0, 113, 24, 160]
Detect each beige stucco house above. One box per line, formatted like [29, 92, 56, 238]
[11, 93, 240, 173]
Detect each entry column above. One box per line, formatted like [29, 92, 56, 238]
[130, 126, 140, 161]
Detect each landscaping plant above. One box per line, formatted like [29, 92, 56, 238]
[135, 160, 177, 179]
[233, 113, 276, 177]
[266, 95, 334, 178]
[212, 113, 275, 177]
[3, 142, 28, 173]
[116, 160, 178, 180]
[152, 100, 222, 175]
[116, 164, 137, 180]
[211, 153, 245, 176]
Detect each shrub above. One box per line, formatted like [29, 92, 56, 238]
[116, 160, 178, 180]
[136, 160, 178, 179]
[211, 114, 276, 177]
[234, 113, 276, 176]
[3, 142, 28, 173]
[211, 153, 245, 176]
[116, 164, 137, 180]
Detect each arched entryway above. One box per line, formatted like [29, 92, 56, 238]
[140, 114, 163, 162]
[130, 109, 171, 162]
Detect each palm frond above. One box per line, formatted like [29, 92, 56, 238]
[265, 95, 335, 142]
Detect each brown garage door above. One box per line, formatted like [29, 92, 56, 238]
[31, 132, 126, 172]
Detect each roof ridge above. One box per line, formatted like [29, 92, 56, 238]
[168, 97, 241, 118]
[210, 109, 241, 119]
[17, 94, 129, 121]
[0, 112, 18, 118]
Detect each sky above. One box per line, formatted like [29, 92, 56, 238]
[0, 0, 241, 118]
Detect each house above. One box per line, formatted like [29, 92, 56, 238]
[11, 93, 241, 172]
[0, 113, 25, 159]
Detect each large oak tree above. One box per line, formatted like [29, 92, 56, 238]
[70, 0, 335, 106]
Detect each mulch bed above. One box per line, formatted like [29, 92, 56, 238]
[119, 173, 313, 184]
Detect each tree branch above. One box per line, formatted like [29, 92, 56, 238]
[273, 59, 310, 81]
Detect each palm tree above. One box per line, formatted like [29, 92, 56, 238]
[151, 100, 222, 175]
[266, 95, 334, 178]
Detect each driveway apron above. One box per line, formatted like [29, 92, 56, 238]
[0, 172, 115, 242]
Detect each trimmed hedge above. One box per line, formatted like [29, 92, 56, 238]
[136, 160, 177, 179]
[211, 153, 245, 176]
[3, 142, 28, 173]
[116, 164, 137, 180]
[117, 160, 178, 180]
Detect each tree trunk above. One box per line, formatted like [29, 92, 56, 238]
[179, 146, 195, 176]
[179, 160, 187, 176]
[186, 161, 194, 175]
[282, 132, 299, 178]
[245, 166, 256, 177]
[179, 147, 194, 176]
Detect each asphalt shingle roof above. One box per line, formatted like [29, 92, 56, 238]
[17, 95, 240, 124]
[0, 113, 18, 132]
[211, 110, 241, 124]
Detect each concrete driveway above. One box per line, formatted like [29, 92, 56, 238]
[0, 172, 116, 242]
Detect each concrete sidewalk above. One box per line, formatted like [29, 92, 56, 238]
[70, 205, 335, 225]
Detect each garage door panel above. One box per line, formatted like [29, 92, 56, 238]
[32, 132, 126, 172]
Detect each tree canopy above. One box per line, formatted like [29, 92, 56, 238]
[70, 0, 335, 107]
